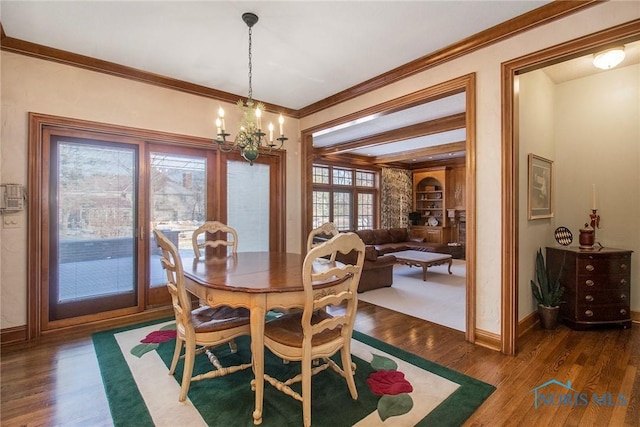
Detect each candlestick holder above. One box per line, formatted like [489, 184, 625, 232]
[579, 209, 601, 250]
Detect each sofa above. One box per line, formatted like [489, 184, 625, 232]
[335, 245, 397, 293]
[354, 228, 449, 256]
[316, 227, 449, 293]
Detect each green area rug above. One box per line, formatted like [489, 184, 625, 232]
[92, 319, 494, 426]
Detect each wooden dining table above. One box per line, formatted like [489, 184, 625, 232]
[183, 251, 342, 425]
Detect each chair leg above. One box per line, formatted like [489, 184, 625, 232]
[301, 359, 312, 427]
[340, 347, 358, 400]
[169, 338, 183, 375]
[179, 342, 196, 402]
[228, 339, 238, 354]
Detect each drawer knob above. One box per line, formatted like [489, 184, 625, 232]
[620, 263, 628, 270]
[585, 279, 595, 287]
[586, 264, 595, 272]
[585, 310, 594, 317]
[585, 295, 594, 302]
[620, 293, 627, 300]
[620, 309, 627, 316]
[620, 279, 627, 286]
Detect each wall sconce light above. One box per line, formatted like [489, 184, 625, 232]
[592, 46, 625, 70]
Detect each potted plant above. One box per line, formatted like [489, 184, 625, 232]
[530, 248, 564, 329]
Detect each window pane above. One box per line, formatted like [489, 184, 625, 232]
[312, 166, 329, 184]
[332, 168, 352, 186]
[356, 170, 375, 187]
[312, 191, 330, 228]
[358, 193, 374, 229]
[150, 152, 207, 287]
[227, 160, 270, 251]
[57, 142, 136, 302]
[333, 191, 352, 230]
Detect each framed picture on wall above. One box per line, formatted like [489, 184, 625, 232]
[528, 154, 553, 220]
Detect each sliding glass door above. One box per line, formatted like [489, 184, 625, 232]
[49, 135, 140, 321]
[148, 146, 212, 306]
[31, 113, 286, 334]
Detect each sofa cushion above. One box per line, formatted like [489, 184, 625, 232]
[388, 228, 408, 243]
[373, 229, 392, 244]
[357, 229, 375, 245]
[408, 237, 425, 243]
[375, 242, 409, 255]
[364, 246, 378, 261]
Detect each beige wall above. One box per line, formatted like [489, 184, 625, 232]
[518, 64, 640, 320]
[1, 0, 638, 334]
[300, 0, 640, 334]
[0, 53, 301, 328]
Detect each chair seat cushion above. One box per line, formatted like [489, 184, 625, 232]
[264, 310, 342, 347]
[191, 305, 250, 333]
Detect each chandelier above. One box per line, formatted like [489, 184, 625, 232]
[214, 12, 287, 165]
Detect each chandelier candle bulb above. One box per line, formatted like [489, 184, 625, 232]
[255, 107, 262, 130]
[268, 122, 274, 142]
[215, 118, 222, 135]
[279, 114, 284, 135]
[218, 107, 226, 132]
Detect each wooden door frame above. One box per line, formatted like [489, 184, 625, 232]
[300, 73, 477, 342]
[500, 20, 640, 355]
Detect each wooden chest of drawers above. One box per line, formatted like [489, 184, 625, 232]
[546, 246, 632, 330]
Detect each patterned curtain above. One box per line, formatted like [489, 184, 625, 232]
[380, 168, 412, 229]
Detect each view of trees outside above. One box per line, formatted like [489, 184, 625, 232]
[57, 141, 138, 302]
[150, 152, 206, 252]
[56, 144, 209, 299]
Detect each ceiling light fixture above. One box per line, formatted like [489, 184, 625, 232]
[592, 46, 625, 70]
[214, 12, 287, 165]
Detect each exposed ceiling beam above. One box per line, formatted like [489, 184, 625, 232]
[315, 113, 465, 156]
[373, 141, 466, 164]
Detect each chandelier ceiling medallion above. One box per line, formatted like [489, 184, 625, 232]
[214, 12, 287, 165]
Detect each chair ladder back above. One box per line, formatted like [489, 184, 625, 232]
[192, 221, 239, 258]
[307, 222, 339, 259]
[302, 232, 365, 335]
[154, 229, 194, 323]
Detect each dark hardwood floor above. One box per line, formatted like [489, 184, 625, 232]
[1, 302, 638, 426]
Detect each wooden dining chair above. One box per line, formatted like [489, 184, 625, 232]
[261, 232, 365, 427]
[192, 221, 238, 258]
[153, 229, 252, 402]
[306, 222, 339, 257]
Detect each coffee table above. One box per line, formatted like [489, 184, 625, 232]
[390, 250, 453, 281]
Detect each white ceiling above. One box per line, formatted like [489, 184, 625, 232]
[3, 1, 636, 165]
[1, 0, 551, 110]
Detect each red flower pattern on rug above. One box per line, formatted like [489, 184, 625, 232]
[141, 329, 176, 343]
[366, 370, 414, 396]
[130, 323, 177, 358]
[366, 353, 414, 421]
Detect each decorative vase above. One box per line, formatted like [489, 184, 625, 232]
[538, 304, 560, 330]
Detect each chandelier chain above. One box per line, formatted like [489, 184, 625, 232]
[247, 26, 253, 101]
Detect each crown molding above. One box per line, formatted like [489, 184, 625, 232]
[1, 1, 598, 119]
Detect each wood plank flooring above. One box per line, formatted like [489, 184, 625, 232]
[1, 301, 638, 427]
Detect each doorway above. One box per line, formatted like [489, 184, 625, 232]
[301, 74, 477, 342]
[502, 21, 639, 355]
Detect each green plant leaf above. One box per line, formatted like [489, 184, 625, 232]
[131, 343, 158, 358]
[378, 393, 413, 421]
[370, 353, 398, 371]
